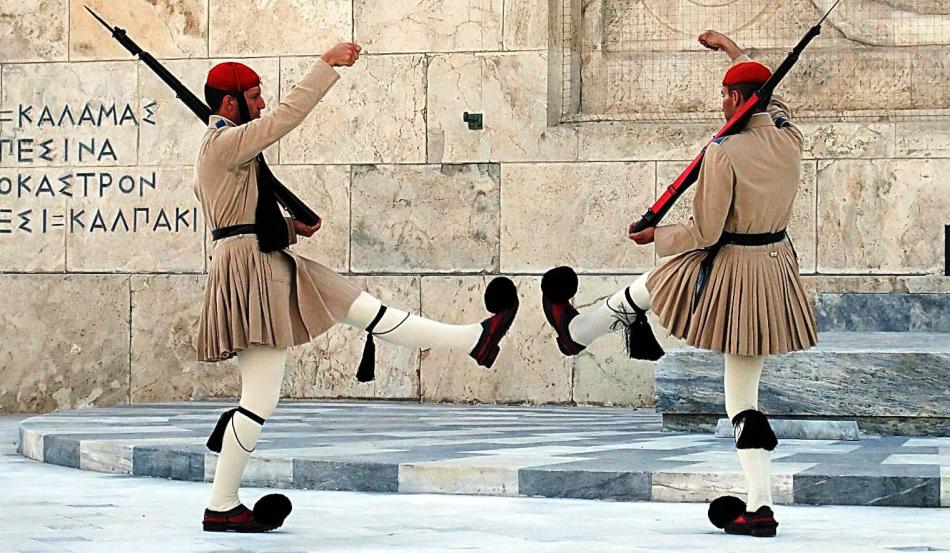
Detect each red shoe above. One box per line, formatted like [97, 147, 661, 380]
[724, 506, 779, 538]
[541, 266, 586, 356]
[203, 505, 279, 533]
[469, 277, 519, 368]
[203, 494, 292, 533]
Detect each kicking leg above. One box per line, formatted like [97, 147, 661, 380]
[341, 292, 482, 351]
[540, 267, 662, 360]
[341, 277, 519, 376]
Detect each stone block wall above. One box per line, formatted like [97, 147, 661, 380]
[1, 0, 947, 413]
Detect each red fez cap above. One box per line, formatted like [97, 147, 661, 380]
[722, 61, 772, 86]
[206, 62, 261, 92]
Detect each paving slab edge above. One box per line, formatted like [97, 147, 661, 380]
[17, 415, 946, 509]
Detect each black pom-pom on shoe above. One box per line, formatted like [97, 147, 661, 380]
[484, 276, 519, 313]
[541, 266, 586, 356]
[253, 494, 293, 527]
[708, 495, 746, 529]
[540, 266, 578, 303]
[470, 277, 520, 368]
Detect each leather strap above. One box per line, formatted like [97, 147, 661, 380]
[236, 406, 265, 425]
[212, 224, 256, 241]
[366, 305, 388, 334]
[721, 230, 786, 246]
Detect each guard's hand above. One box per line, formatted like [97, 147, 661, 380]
[293, 218, 322, 238]
[628, 226, 655, 245]
[322, 43, 362, 67]
[698, 30, 741, 60]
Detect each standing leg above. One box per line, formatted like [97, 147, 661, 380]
[710, 353, 779, 537]
[724, 354, 774, 511]
[204, 346, 291, 532]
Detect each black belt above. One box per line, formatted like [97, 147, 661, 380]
[720, 230, 786, 246]
[212, 224, 256, 241]
[693, 230, 787, 312]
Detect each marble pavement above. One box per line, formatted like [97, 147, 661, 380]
[19, 401, 950, 509]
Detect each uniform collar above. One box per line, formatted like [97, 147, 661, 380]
[746, 113, 774, 129]
[208, 115, 236, 129]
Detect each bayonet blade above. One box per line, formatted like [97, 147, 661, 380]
[83, 5, 114, 32]
[818, 0, 842, 25]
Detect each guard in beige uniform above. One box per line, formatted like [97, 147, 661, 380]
[196, 44, 519, 533]
[541, 31, 816, 538]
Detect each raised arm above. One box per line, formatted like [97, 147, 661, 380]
[213, 43, 361, 168]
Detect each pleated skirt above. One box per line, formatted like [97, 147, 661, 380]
[196, 235, 361, 362]
[646, 239, 817, 356]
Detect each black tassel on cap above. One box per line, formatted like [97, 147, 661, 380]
[356, 305, 388, 383]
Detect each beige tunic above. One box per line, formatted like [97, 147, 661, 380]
[194, 59, 360, 362]
[647, 56, 818, 356]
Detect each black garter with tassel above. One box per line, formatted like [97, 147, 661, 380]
[207, 406, 266, 453]
[607, 288, 665, 361]
[356, 305, 411, 383]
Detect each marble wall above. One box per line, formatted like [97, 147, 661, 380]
[1, 1, 947, 413]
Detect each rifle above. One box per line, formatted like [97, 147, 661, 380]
[84, 5, 320, 226]
[630, 0, 842, 234]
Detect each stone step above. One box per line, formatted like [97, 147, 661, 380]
[714, 419, 861, 441]
[816, 293, 950, 333]
[656, 331, 950, 436]
[16, 402, 950, 508]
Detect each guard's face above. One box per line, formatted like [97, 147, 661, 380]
[244, 86, 265, 120]
[721, 85, 739, 121]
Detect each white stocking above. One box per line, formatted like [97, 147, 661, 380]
[207, 346, 287, 511]
[724, 353, 773, 511]
[340, 292, 482, 352]
[568, 272, 652, 346]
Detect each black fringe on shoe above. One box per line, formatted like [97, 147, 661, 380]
[254, 494, 293, 526]
[708, 495, 747, 529]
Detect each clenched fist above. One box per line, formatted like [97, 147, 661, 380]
[628, 225, 655, 245]
[293, 218, 322, 238]
[322, 43, 362, 67]
[698, 30, 742, 61]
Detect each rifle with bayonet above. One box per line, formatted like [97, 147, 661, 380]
[630, 0, 842, 234]
[84, 5, 320, 226]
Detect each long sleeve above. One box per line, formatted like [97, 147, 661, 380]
[214, 59, 339, 168]
[766, 94, 804, 152]
[654, 142, 735, 257]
